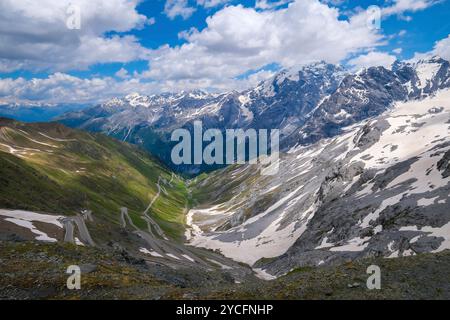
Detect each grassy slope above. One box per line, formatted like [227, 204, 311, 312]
[190, 165, 259, 205]
[0, 118, 189, 240]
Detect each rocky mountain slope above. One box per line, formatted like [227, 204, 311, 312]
[187, 88, 450, 278]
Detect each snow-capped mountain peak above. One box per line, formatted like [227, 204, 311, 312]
[413, 56, 448, 88]
[124, 92, 152, 108]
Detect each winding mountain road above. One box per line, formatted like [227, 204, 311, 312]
[62, 214, 95, 246]
[56, 175, 253, 279]
[119, 175, 251, 278]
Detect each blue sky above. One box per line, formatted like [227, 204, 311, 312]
[0, 0, 449, 104]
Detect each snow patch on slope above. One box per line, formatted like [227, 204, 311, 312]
[0, 209, 64, 242]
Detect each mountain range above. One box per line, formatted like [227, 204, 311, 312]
[0, 103, 86, 123]
[57, 56, 450, 174]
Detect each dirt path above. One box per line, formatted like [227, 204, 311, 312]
[143, 177, 162, 216]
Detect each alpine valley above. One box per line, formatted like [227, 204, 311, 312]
[1, 56, 450, 299]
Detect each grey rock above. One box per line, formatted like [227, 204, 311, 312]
[347, 282, 361, 288]
[79, 263, 97, 274]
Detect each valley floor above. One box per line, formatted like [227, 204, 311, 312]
[1, 240, 449, 300]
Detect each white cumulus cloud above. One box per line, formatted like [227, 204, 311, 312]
[164, 0, 231, 20]
[348, 51, 397, 70]
[145, 0, 382, 90]
[0, 0, 153, 72]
